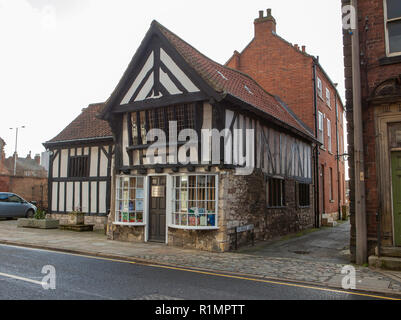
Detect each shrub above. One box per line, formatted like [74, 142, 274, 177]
[34, 208, 46, 220]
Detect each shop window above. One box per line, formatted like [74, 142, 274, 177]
[298, 183, 311, 207]
[68, 156, 89, 178]
[115, 176, 145, 224]
[173, 175, 217, 228]
[266, 178, 285, 208]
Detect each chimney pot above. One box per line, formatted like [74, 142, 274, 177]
[294, 44, 299, 50]
[259, 10, 264, 19]
[302, 45, 306, 53]
[267, 9, 272, 16]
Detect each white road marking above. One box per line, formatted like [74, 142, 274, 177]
[0, 271, 43, 286]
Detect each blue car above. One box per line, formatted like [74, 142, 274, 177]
[0, 192, 37, 218]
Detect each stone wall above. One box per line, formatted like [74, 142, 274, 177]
[219, 169, 314, 250]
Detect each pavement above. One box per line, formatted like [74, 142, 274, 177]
[0, 219, 400, 297]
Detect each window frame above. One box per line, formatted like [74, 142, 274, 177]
[130, 103, 197, 147]
[115, 175, 146, 226]
[317, 77, 323, 99]
[298, 183, 311, 208]
[326, 88, 331, 108]
[329, 168, 334, 202]
[384, 0, 401, 57]
[318, 111, 325, 147]
[68, 155, 90, 178]
[171, 174, 219, 230]
[266, 177, 286, 208]
[327, 118, 332, 153]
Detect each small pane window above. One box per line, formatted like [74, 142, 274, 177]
[298, 183, 310, 207]
[173, 175, 217, 228]
[115, 176, 145, 224]
[68, 156, 89, 178]
[266, 178, 285, 208]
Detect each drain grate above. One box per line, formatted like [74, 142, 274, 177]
[292, 250, 310, 255]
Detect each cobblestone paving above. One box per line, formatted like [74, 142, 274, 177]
[0, 219, 400, 296]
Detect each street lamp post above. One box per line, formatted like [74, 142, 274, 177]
[9, 126, 25, 176]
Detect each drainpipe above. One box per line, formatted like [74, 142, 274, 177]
[335, 91, 342, 221]
[313, 61, 320, 228]
[351, 0, 367, 265]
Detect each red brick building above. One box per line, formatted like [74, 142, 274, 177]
[342, 0, 401, 264]
[226, 10, 347, 226]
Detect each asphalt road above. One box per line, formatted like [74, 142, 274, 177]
[0, 244, 395, 300]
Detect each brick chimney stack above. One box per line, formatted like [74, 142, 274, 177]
[254, 8, 276, 40]
[34, 154, 40, 165]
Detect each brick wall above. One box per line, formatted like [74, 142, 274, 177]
[226, 10, 346, 219]
[0, 174, 48, 210]
[342, 0, 401, 260]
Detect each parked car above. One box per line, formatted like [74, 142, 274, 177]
[0, 193, 37, 219]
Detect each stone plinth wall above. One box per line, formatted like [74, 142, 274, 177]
[48, 213, 107, 231]
[108, 224, 145, 242]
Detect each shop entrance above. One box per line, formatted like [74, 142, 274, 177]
[148, 176, 166, 243]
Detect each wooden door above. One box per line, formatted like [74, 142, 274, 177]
[320, 165, 325, 216]
[391, 152, 401, 247]
[148, 176, 166, 243]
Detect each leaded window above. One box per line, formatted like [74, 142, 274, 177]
[130, 103, 197, 146]
[68, 156, 89, 178]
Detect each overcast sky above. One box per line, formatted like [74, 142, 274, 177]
[0, 0, 345, 159]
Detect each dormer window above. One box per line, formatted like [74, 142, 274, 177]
[385, 0, 401, 56]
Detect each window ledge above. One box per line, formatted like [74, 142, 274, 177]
[379, 55, 401, 66]
[267, 206, 287, 209]
[320, 146, 326, 151]
[113, 222, 146, 227]
[169, 225, 219, 231]
[298, 205, 311, 209]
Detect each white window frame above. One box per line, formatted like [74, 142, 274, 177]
[114, 175, 147, 226]
[326, 88, 331, 108]
[327, 118, 332, 153]
[317, 77, 323, 99]
[384, 0, 401, 57]
[318, 111, 324, 146]
[170, 174, 219, 230]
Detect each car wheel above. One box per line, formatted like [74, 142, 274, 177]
[26, 210, 35, 218]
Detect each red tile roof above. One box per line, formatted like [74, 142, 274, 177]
[155, 22, 314, 138]
[45, 103, 113, 145]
